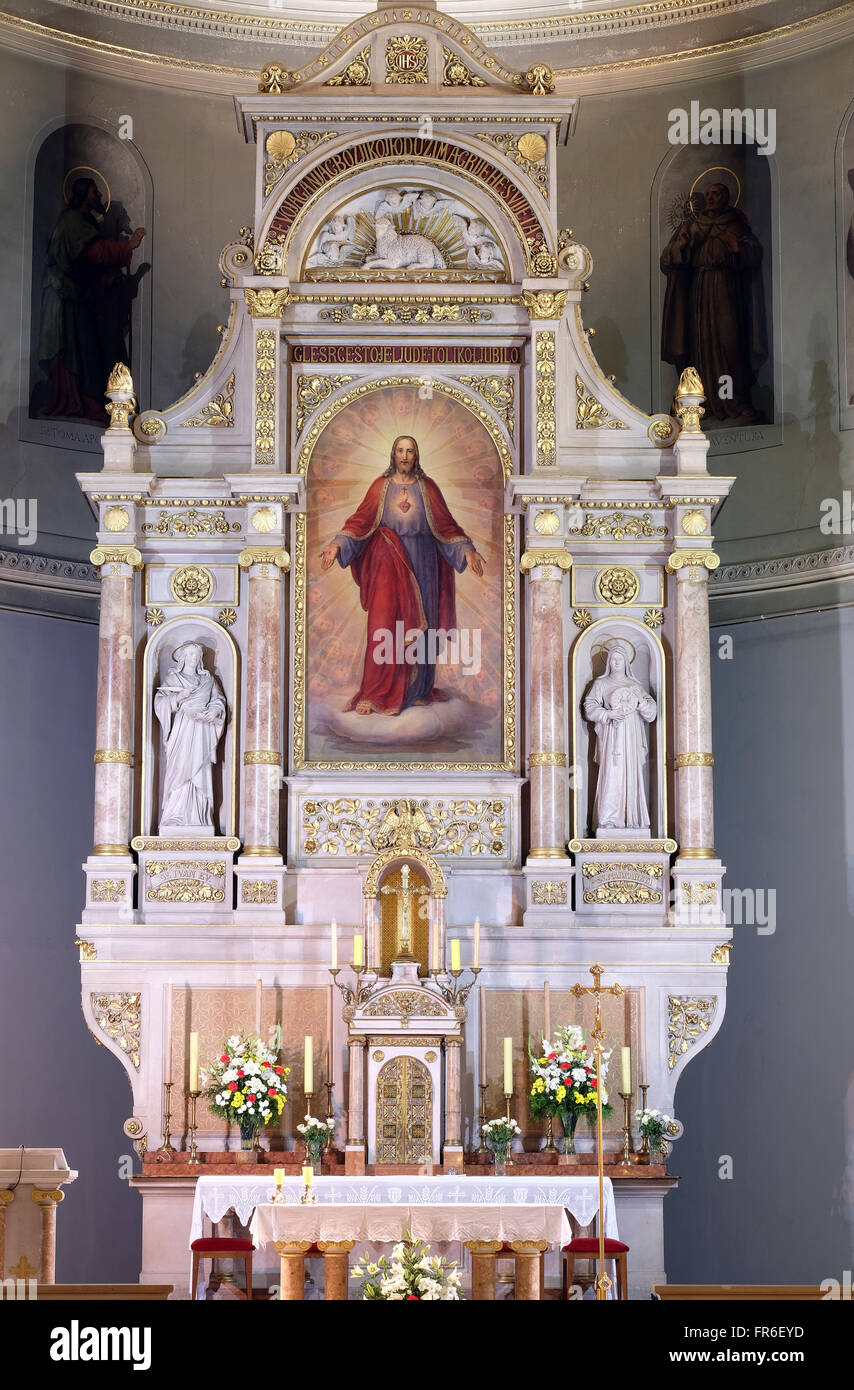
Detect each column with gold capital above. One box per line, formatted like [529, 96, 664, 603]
[522, 548, 573, 857]
[668, 368, 727, 925]
[236, 543, 288, 922]
[89, 543, 142, 857]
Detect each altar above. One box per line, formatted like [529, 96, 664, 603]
[75, 0, 733, 1304]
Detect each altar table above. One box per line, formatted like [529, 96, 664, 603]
[250, 1202, 572, 1300]
[190, 1175, 619, 1300]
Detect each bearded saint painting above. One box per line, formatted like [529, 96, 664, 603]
[305, 388, 504, 765]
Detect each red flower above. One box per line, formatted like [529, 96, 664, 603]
[590, 1076, 598, 1085]
[247, 1094, 256, 1103]
[268, 1088, 276, 1098]
[407, 1295, 419, 1300]
[274, 1066, 284, 1075]
[237, 1069, 245, 1077]
[560, 1062, 571, 1070]
[228, 1082, 238, 1092]
[220, 1054, 229, 1064]
[547, 1052, 557, 1061]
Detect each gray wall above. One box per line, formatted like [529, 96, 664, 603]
[667, 604, 854, 1282]
[0, 608, 140, 1282]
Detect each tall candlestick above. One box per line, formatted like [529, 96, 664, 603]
[450, 938, 461, 973]
[479, 990, 487, 1086]
[473, 917, 480, 969]
[326, 984, 333, 1074]
[353, 933, 364, 969]
[164, 979, 173, 1085]
[304, 1035, 313, 1095]
[189, 1032, 199, 1092]
[330, 919, 338, 971]
[255, 977, 262, 1037]
[638, 987, 648, 1086]
[503, 1036, 513, 1096]
[543, 980, 551, 1046]
[621, 1045, 632, 1093]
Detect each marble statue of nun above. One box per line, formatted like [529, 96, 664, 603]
[583, 640, 657, 831]
[154, 641, 227, 830]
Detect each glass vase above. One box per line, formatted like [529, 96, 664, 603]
[239, 1118, 256, 1151]
[560, 1110, 578, 1155]
[306, 1140, 325, 1174]
[492, 1144, 509, 1177]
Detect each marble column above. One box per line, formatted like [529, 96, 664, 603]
[521, 549, 573, 859]
[319, 1241, 354, 1300]
[510, 1240, 546, 1299]
[466, 1241, 502, 1300]
[237, 547, 288, 857]
[90, 546, 142, 854]
[31, 1189, 63, 1284]
[444, 1039, 462, 1149]
[346, 1038, 366, 1171]
[668, 555, 718, 857]
[275, 1242, 310, 1300]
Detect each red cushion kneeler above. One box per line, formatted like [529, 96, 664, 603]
[563, 1238, 629, 1253]
[191, 1238, 255, 1252]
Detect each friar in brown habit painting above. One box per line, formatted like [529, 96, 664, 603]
[660, 181, 768, 423]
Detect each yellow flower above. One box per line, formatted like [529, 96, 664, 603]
[556, 1085, 566, 1102]
[538, 1057, 547, 1066]
[573, 1091, 584, 1104]
[231, 1092, 243, 1107]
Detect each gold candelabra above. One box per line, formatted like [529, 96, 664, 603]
[435, 964, 481, 1007]
[324, 1078, 334, 1122]
[187, 1090, 200, 1165]
[637, 1082, 650, 1163]
[160, 1080, 175, 1153]
[503, 1089, 514, 1167]
[544, 1113, 557, 1154]
[618, 1091, 634, 1165]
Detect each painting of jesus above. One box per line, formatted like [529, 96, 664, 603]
[300, 384, 508, 767]
[320, 434, 485, 715]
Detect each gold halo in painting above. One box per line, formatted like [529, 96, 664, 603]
[688, 166, 741, 212]
[62, 165, 111, 212]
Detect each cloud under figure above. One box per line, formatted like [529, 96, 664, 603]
[312, 695, 474, 747]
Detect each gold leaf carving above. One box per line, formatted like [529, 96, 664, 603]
[668, 996, 716, 1068]
[576, 376, 628, 430]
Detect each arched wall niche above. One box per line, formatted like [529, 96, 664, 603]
[571, 617, 668, 841]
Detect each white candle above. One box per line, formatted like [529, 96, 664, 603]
[353, 933, 364, 969]
[503, 1037, 513, 1095]
[164, 979, 173, 1085]
[450, 938, 461, 973]
[543, 981, 551, 1046]
[302, 1164, 313, 1187]
[273, 1167, 285, 1185]
[473, 917, 480, 969]
[255, 977, 262, 1037]
[304, 1035, 313, 1095]
[638, 987, 648, 1086]
[189, 1032, 199, 1092]
[621, 1045, 632, 1093]
[330, 919, 338, 971]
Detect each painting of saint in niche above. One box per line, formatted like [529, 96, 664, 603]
[304, 386, 506, 765]
[28, 124, 150, 427]
[659, 159, 772, 426]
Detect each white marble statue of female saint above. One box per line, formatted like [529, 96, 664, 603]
[154, 641, 227, 830]
[582, 640, 657, 831]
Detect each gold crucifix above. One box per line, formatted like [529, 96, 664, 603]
[571, 962, 624, 1302]
[380, 863, 418, 960]
[10, 1255, 37, 1280]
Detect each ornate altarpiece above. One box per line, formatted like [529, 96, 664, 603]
[74, 0, 733, 1296]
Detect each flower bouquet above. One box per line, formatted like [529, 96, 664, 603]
[202, 1032, 290, 1149]
[480, 1116, 521, 1175]
[351, 1234, 463, 1300]
[528, 1024, 612, 1153]
[636, 1107, 672, 1162]
[297, 1113, 335, 1170]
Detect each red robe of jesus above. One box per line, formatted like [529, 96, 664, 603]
[334, 474, 472, 715]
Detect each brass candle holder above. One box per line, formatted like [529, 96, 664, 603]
[305, 1089, 314, 1120]
[503, 1090, 514, 1168]
[187, 1090, 201, 1165]
[299, 1176, 317, 1205]
[324, 1079, 334, 1122]
[160, 1080, 176, 1153]
[476, 1082, 490, 1160]
[544, 1113, 557, 1154]
[271, 1172, 286, 1205]
[618, 1090, 634, 1165]
[637, 1083, 650, 1163]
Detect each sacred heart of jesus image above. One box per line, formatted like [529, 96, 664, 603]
[304, 384, 506, 767]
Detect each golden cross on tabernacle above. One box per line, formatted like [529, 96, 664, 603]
[570, 963, 624, 1302]
[10, 1256, 37, 1280]
[380, 863, 418, 958]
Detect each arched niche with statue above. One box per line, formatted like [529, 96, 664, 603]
[363, 845, 448, 977]
[571, 618, 669, 842]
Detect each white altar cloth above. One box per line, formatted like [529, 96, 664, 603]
[190, 1174, 618, 1246]
[250, 1201, 572, 1249]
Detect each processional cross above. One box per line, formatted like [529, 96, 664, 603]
[570, 962, 624, 1302]
[380, 863, 419, 960]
